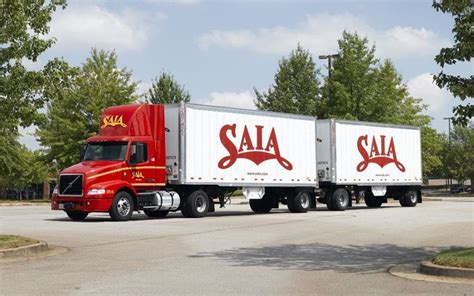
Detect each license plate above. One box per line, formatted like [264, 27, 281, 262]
[58, 203, 64, 210]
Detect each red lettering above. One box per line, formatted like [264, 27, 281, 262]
[356, 134, 405, 172]
[218, 124, 293, 170]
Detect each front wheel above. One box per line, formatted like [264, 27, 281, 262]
[287, 192, 311, 213]
[364, 190, 383, 208]
[109, 191, 134, 221]
[66, 211, 88, 221]
[399, 190, 418, 207]
[249, 194, 272, 214]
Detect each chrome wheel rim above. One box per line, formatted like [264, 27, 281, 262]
[299, 194, 310, 209]
[195, 196, 207, 213]
[117, 197, 131, 216]
[337, 192, 348, 207]
[409, 192, 417, 203]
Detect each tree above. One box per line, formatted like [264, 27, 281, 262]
[421, 127, 447, 179]
[324, 32, 378, 120]
[327, 32, 430, 125]
[254, 44, 323, 117]
[0, 0, 66, 135]
[442, 126, 474, 191]
[432, 0, 473, 126]
[37, 49, 137, 169]
[146, 72, 191, 104]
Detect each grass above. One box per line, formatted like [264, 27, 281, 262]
[0, 235, 39, 250]
[432, 248, 474, 269]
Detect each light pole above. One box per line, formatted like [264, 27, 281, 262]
[443, 117, 453, 189]
[319, 54, 340, 116]
[443, 117, 453, 143]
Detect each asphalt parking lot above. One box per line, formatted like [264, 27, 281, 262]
[1, 199, 473, 295]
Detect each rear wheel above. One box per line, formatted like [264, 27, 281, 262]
[249, 194, 272, 214]
[287, 192, 311, 213]
[324, 189, 335, 211]
[331, 188, 349, 211]
[399, 190, 418, 207]
[364, 190, 383, 208]
[181, 190, 209, 218]
[144, 210, 169, 218]
[66, 211, 88, 221]
[109, 191, 134, 221]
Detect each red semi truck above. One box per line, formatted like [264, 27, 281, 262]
[52, 103, 422, 221]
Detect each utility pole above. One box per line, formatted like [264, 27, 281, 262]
[319, 54, 340, 116]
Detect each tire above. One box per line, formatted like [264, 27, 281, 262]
[364, 190, 382, 208]
[400, 190, 418, 207]
[249, 194, 272, 214]
[144, 210, 169, 218]
[181, 190, 209, 218]
[287, 192, 311, 213]
[331, 188, 349, 211]
[66, 211, 88, 221]
[109, 191, 134, 221]
[325, 190, 335, 211]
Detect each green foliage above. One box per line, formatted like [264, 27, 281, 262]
[421, 127, 447, 178]
[146, 72, 190, 104]
[325, 32, 378, 120]
[328, 32, 430, 126]
[442, 126, 474, 185]
[0, 0, 66, 134]
[432, 0, 473, 126]
[0, 137, 49, 189]
[37, 49, 138, 169]
[254, 44, 323, 117]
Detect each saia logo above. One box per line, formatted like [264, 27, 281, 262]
[101, 115, 127, 128]
[132, 171, 144, 179]
[356, 135, 405, 172]
[218, 124, 293, 170]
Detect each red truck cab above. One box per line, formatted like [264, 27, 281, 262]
[51, 104, 167, 220]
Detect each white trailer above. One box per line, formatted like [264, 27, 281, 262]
[316, 119, 422, 210]
[164, 103, 318, 214]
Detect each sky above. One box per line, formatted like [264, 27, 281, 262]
[20, 0, 473, 150]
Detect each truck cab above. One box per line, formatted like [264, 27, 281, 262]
[51, 104, 168, 221]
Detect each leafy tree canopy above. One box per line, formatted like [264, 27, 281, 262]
[37, 49, 137, 169]
[254, 44, 323, 117]
[0, 0, 66, 135]
[432, 0, 473, 126]
[146, 72, 190, 104]
[442, 125, 474, 190]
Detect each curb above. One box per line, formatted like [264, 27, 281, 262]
[419, 260, 474, 279]
[0, 241, 49, 259]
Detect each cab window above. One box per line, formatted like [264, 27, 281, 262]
[130, 142, 148, 164]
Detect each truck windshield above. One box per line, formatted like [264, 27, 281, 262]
[82, 142, 128, 161]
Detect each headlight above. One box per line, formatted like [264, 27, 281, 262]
[87, 188, 106, 195]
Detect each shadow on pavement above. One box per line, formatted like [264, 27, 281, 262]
[190, 243, 441, 273]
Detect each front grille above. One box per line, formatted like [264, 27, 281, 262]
[59, 174, 83, 196]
